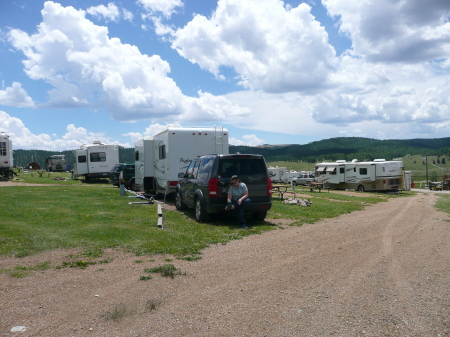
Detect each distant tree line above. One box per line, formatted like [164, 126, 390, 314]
[12, 136, 450, 169]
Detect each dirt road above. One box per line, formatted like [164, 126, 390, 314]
[1, 191, 449, 336]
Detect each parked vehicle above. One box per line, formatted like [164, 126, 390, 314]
[0, 133, 14, 180]
[120, 163, 137, 190]
[135, 126, 229, 196]
[429, 182, 443, 191]
[72, 141, 119, 181]
[268, 166, 288, 183]
[109, 163, 124, 186]
[314, 159, 404, 192]
[175, 153, 272, 222]
[286, 170, 300, 182]
[108, 163, 136, 189]
[45, 155, 66, 171]
[291, 172, 315, 186]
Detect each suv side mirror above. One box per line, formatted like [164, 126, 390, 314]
[178, 172, 185, 178]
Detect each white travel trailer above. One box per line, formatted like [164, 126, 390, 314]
[72, 141, 119, 181]
[286, 170, 300, 182]
[45, 155, 66, 171]
[0, 133, 14, 179]
[135, 126, 229, 195]
[268, 166, 288, 183]
[314, 159, 404, 192]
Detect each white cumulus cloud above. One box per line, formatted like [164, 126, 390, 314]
[0, 82, 34, 107]
[170, 0, 337, 93]
[7, 1, 248, 123]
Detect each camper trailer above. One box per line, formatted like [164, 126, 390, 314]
[72, 141, 119, 181]
[314, 159, 404, 192]
[135, 126, 229, 195]
[0, 133, 14, 179]
[286, 170, 300, 182]
[268, 166, 288, 183]
[45, 155, 66, 171]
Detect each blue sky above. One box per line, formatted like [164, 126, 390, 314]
[0, 0, 449, 150]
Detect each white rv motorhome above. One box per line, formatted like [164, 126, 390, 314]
[45, 155, 66, 171]
[72, 141, 119, 181]
[267, 166, 288, 183]
[314, 159, 404, 192]
[135, 126, 229, 195]
[0, 133, 14, 179]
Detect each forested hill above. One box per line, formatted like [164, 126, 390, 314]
[231, 137, 450, 163]
[12, 136, 450, 168]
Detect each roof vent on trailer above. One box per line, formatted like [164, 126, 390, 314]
[336, 160, 346, 163]
[351, 159, 359, 163]
[373, 159, 386, 162]
[93, 140, 103, 145]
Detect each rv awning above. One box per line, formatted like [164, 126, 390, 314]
[326, 166, 336, 172]
[316, 166, 326, 172]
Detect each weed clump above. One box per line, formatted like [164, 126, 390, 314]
[144, 264, 183, 279]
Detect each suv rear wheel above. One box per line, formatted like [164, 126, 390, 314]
[195, 198, 210, 222]
[292, 181, 298, 186]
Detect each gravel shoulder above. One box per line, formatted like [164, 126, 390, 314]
[1, 190, 449, 336]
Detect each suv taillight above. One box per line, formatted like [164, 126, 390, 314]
[267, 177, 272, 196]
[208, 178, 219, 198]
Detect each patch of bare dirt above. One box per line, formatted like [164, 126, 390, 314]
[1, 191, 449, 336]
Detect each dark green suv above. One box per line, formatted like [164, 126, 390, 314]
[175, 154, 272, 222]
[109, 163, 136, 190]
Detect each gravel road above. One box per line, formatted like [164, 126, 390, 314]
[1, 190, 449, 336]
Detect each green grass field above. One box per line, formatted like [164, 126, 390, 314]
[1, 171, 405, 261]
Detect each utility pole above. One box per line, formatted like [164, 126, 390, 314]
[426, 155, 429, 189]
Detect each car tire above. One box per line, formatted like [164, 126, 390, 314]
[195, 198, 209, 222]
[175, 192, 187, 210]
[251, 210, 267, 221]
[292, 181, 297, 186]
[358, 184, 365, 192]
[129, 179, 137, 191]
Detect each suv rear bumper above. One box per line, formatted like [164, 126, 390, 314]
[206, 201, 272, 214]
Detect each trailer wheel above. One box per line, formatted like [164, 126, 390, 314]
[175, 192, 187, 211]
[195, 198, 209, 222]
[357, 184, 365, 192]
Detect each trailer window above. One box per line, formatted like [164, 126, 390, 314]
[78, 155, 87, 163]
[0, 142, 6, 156]
[90, 152, 106, 162]
[135, 151, 139, 161]
[340, 167, 344, 174]
[159, 145, 166, 160]
[359, 168, 368, 175]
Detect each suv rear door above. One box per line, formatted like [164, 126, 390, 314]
[216, 155, 270, 203]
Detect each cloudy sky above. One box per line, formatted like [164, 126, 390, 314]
[1, 0, 449, 150]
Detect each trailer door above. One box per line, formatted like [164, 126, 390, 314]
[370, 164, 376, 181]
[338, 165, 345, 183]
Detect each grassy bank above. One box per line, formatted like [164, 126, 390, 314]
[1, 177, 405, 260]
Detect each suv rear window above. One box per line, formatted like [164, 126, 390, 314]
[218, 158, 267, 183]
